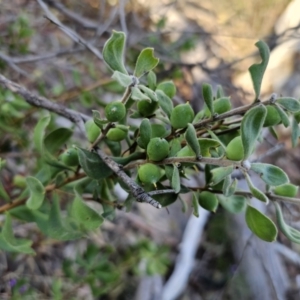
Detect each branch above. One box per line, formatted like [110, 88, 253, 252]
[37, 0, 103, 61]
[124, 156, 242, 170]
[0, 74, 89, 128]
[96, 149, 162, 209]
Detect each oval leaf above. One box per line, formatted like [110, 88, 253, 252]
[26, 177, 45, 210]
[202, 83, 214, 115]
[134, 48, 159, 78]
[70, 188, 104, 231]
[291, 117, 300, 147]
[77, 148, 113, 180]
[44, 128, 73, 154]
[157, 81, 176, 99]
[185, 123, 201, 158]
[245, 205, 277, 242]
[139, 118, 152, 149]
[102, 31, 128, 74]
[245, 172, 269, 203]
[274, 103, 290, 127]
[156, 89, 174, 118]
[276, 97, 300, 112]
[274, 202, 300, 244]
[210, 166, 234, 186]
[218, 195, 246, 214]
[112, 71, 133, 87]
[192, 193, 199, 217]
[171, 164, 181, 193]
[241, 105, 267, 159]
[250, 163, 289, 186]
[248, 40, 270, 99]
[33, 114, 50, 155]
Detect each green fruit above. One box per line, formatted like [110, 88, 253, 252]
[263, 105, 281, 127]
[147, 137, 169, 161]
[106, 128, 127, 141]
[60, 147, 79, 166]
[85, 119, 101, 143]
[151, 124, 168, 138]
[105, 101, 126, 122]
[273, 184, 298, 197]
[213, 97, 232, 114]
[13, 175, 27, 188]
[170, 103, 194, 129]
[198, 191, 219, 212]
[137, 100, 158, 117]
[225, 136, 244, 161]
[138, 163, 163, 184]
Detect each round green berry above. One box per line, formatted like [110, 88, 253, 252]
[263, 105, 281, 127]
[138, 163, 162, 184]
[137, 100, 158, 117]
[170, 103, 194, 129]
[106, 128, 127, 141]
[60, 147, 79, 167]
[225, 136, 244, 161]
[147, 137, 169, 161]
[85, 119, 101, 143]
[105, 101, 126, 122]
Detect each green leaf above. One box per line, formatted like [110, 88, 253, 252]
[157, 81, 176, 99]
[138, 118, 152, 149]
[210, 166, 234, 186]
[185, 123, 201, 158]
[176, 138, 220, 158]
[169, 138, 181, 157]
[78, 148, 113, 180]
[202, 83, 214, 115]
[47, 195, 82, 240]
[245, 172, 268, 203]
[153, 191, 177, 207]
[192, 193, 199, 217]
[222, 175, 236, 197]
[26, 176, 45, 210]
[34, 114, 51, 155]
[274, 103, 290, 127]
[245, 205, 277, 242]
[134, 48, 159, 78]
[171, 165, 181, 193]
[131, 86, 151, 102]
[248, 40, 270, 99]
[241, 105, 267, 159]
[218, 195, 246, 213]
[198, 191, 218, 212]
[92, 110, 108, 128]
[250, 163, 289, 186]
[0, 213, 35, 254]
[156, 89, 174, 118]
[44, 128, 73, 154]
[102, 30, 128, 74]
[138, 85, 158, 102]
[112, 71, 133, 87]
[0, 181, 9, 202]
[291, 117, 300, 147]
[147, 71, 157, 90]
[70, 187, 104, 231]
[276, 97, 300, 112]
[274, 202, 300, 244]
[216, 85, 225, 98]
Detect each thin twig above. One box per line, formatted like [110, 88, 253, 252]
[37, 0, 103, 61]
[96, 148, 162, 209]
[0, 74, 89, 129]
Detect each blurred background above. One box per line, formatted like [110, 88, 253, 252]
[1, 0, 300, 299]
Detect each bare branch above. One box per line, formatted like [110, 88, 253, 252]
[0, 74, 89, 127]
[37, 0, 103, 61]
[96, 148, 162, 209]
